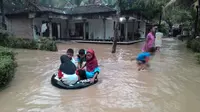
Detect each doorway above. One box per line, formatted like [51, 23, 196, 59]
[52, 23, 61, 40]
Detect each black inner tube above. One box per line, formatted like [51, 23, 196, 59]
[51, 74, 98, 89]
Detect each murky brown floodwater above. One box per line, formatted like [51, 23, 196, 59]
[0, 38, 200, 112]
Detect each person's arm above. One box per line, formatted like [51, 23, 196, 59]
[77, 62, 81, 69]
[80, 63, 86, 69]
[90, 72, 99, 83]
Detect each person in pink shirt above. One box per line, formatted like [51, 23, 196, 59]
[142, 25, 157, 52]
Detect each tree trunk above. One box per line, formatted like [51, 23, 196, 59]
[194, 6, 199, 38]
[0, 0, 6, 30]
[158, 8, 162, 30]
[111, 0, 121, 53]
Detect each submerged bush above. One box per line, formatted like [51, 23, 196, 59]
[38, 37, 58, 52]
[0, 32, 57, 52]
[0, 47, 17, 88]
[187, 38, 200, 64]
[189, 39, 200, 52]
[195, 53, 200, 64]
[186, 39, 192, 48]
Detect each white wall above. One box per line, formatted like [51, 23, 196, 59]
[33, 18, 67, 39]
[87, 19, 114, 40]
[88, 19, 103, 39]
[105, 19, 114, 39]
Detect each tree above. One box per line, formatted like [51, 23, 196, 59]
[111, 0, 120, 53]
[0, 0, 6, 29]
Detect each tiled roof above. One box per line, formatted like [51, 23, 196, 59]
[69, 5, 115, 14]
[4, 2, 115, 15]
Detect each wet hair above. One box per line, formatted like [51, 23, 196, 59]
[67, 48, 74, 55]
[148, 47, 156, 53]
[149, 25, 157, 32]
[78, 49, 85, 55]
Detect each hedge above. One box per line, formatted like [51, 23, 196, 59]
[0, 46, 17, 88]
[187, 38, 200, 64]
[187, 38, 200, 52]
[195, 53, 200, 64]
[0, 32, 57, 52]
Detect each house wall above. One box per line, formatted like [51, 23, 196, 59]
[134, 20, 138, 32]
[68, 19, 114, 40]
[68, 20, 84, 39]
[88, 19, 104, 40]
[105, 19, 114, 39]
[127, 21, 134, 39]
[6, 16, 33, 39]
[89, 19, 114, 40]
[33, 18, 67, 39]
[139, 21, 146, 38]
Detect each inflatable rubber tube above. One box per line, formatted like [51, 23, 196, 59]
[51, 74, 98, 89]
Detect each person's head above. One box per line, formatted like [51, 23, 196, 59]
[86, 49, 95, 61]
[148, 47, 156, 55]
[66, 48, 74, 59]
[149, 25, 157, 33]
[60, 55, 70, 64]
[78, 49, 86, 58]
[59, 55, 76, 74]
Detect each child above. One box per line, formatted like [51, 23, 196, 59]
[81, 49, 100, 83]
[136, 47, 156, 71]
[77, 49, 86, 69]
[58, 55, 79, 85]
[66, 48, 76, 65]
[155, 29, 163, 52]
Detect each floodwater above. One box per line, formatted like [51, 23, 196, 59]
[0, 38, 200, 112]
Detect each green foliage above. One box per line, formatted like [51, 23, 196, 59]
[190, 39, 200, 52]
[38, 37, 58, 52]
[0, 32, 57, 52]
[159, 23, 168, 35]
[187, 38, 200, 64]
[0, 33, 38, 49]
[0, 46, 17, 88]
[187, 39, 192, 48]
[195, 53, 200, 64]
[120, 0, 170, 20]
[0, 47, 16, 60]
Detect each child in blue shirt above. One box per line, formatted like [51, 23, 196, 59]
[136, 47, 156, 71]
[77, 49, 86, 69]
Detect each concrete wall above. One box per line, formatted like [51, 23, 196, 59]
[68, 20, 84, 39]
[88, 19, 104, 39]
[105, 19, 114, 39]
[68, 19, 114, 40]
[33, 18, 67, 39]
[6, 16, 33, 39]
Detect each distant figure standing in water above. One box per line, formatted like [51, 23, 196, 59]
[155, 29, 163, 52]
[142, 25, 156, 52]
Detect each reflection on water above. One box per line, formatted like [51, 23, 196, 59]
[0, 38, 200, 112]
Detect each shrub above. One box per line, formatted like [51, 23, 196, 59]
[195, 53, 200, 64]
[0, 32, 57, 52]
[187, 38, 200, 52]
[190, 39, 200, 52]
[38, 37, 58, 52]
[0, 47, 16, 60]
[0, 47, 17, 88]
[186, 39, 192, 48]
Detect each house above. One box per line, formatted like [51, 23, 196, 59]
[4, 2, 148, 41]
